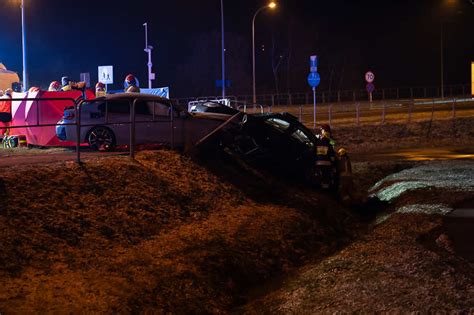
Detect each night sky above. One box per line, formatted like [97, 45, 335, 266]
[1, 0, 473, 97]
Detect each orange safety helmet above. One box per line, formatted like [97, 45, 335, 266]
[48, 81, 62, 92]
[95, 82, 106, 91]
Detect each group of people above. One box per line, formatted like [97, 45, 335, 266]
[44, 73, 141, 97]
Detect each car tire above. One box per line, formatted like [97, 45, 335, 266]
[87, 126, 116, 151]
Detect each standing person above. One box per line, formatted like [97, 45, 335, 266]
[337, 147, 354, 205]
[0, 88, 13, 136]
[0, 90, 4, 97]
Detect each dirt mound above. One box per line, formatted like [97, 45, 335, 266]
[0, 151, 351, 313]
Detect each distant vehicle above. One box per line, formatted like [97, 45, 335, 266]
[56, 93, 222, 151]
[188, 101, 240, 119]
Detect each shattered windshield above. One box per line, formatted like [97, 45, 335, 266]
[291, 129, 314, 148]
[264, 118, 290, 132]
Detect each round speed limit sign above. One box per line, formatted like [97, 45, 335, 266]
[365, 71, 375, 83]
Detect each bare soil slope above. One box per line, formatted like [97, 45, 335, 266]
[0, 151, 351, 313]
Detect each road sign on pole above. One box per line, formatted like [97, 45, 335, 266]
[310, 55, 318, 73]
[307, 72, 321, 88]
[308, 55, 320, 129]
[80, 72, 90, 88]
[98, 66, 114, 84]
[365, 71, 375, 102]
[367, 83, 375, 103]
[365, 71, 375, 83]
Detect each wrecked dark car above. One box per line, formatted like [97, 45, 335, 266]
[218, 112, 339, 189]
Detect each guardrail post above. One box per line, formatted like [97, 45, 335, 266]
[410, 87, 414, 99]
[130, 99, 137, 159]
[382, 103, 386, 124]
[452, 98, 456, 120]
[328, 104, 332, 128]
[271, 94, 275, 107]
[407, 101, 413, 124]
[299, 105, 302, 122]
[171, 103, 175, 149]
[356, 102, 360, 127]
[337, 91, 341, 103]
[76, 101, 81, 163]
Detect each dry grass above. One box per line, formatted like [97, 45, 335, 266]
[0, 151, 350, 313]
[241, 212, 474, 313]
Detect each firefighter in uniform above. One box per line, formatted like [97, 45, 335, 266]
[95, 82, 106, 97]
[0, 88, 13, 138]
[48, 81, 62, 92]
[337, 147, 354, 205]
[124, 74, 140, 93]
[315, 124, 337, 189]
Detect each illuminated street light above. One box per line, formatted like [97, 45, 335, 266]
[143, 23, 154, 89]
[440, 0, 460, 99]
[252, 2, 277, 104]
[221, 0, 225, 98]
[19, 0, 27, 91]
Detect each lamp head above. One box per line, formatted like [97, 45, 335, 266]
[268, 2, 277, 9]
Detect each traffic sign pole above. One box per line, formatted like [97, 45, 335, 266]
[313, 86, 317, 130]
[365, 71, 375, 103]
[307, 55, 321, 129]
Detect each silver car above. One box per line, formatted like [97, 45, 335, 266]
[56, 93, 224, 151]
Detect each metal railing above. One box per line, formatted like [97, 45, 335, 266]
[178, 83, 471, 107]
[2, 97, 179, 163]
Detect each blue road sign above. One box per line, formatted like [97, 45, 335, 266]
[366, 83, 375, 93]
[308, 72, 321, 88]
[310, 55, 318, 73]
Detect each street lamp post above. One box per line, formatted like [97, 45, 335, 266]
[143, 22, 154, 89]
[440, 22, 444, 98]
[220, 0, 225, 98]
[252, 2, 276, 104]
[21, 0, 27, 92]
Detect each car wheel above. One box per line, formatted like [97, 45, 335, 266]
[87, 126, 116, 151]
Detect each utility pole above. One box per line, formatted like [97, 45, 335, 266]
[220, 0, 226, 98]
[21, 0, 27, 91]
[143, 23, 154, 89]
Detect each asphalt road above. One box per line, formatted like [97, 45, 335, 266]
[0, 145, 473, 167]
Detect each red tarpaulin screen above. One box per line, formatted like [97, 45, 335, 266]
[1, 90, 95, 146]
